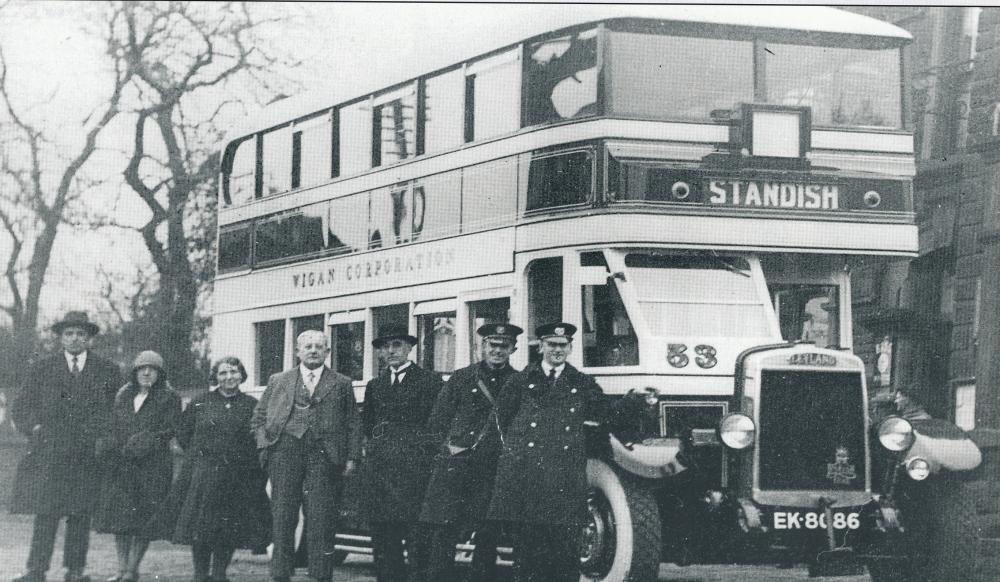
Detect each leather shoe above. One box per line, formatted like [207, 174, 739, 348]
[13, 573, 44, 582]
[65, 574, 91, 582]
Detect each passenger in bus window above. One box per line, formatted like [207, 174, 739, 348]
[486, 322, 610, 582]
[167, 357, 271, 582]
[361, 324, 443, 582]
[419, 323, 524, 582]
[249, 330, 362, 582]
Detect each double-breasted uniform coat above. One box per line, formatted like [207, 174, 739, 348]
[487, 362, 609, 527]
[361, 363, 443, 523]
[420, 360, 517, 525]
[95, 382, 182, 537]
[171, 389, 271, 550]
[9, 353, 122, 516]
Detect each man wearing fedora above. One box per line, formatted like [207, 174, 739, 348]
[487, 322, 611, 582]
[250, 329, 362, 582]
[361, 323, 443, 582]
[420, 323, 523, 582]
[10, 311, 123, 582]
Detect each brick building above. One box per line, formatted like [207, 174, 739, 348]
[845, 7, 1000, 430]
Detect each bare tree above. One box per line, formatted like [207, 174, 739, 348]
[0, 4, 131, 389]
[110, 1, 297, 387]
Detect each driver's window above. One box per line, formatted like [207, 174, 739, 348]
[771, 285, 839, 348]
[582, 280, 638, 367]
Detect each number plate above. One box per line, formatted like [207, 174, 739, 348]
[772, 511, 860, 530]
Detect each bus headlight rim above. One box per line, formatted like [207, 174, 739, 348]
[719, 413, 755, 450]
[877, 416, 914, 452]
[905, 457, 930, 481]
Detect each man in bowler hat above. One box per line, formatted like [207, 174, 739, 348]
[487, 322, 611, 582]
[10, 311, 123, 582]
[361, 324, 443, 582]
[420, 323, 524, 582]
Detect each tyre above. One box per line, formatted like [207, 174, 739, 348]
[579, 459, 661, 582]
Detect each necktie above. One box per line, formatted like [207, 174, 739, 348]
[392, 371, 400, 386]
[548, 368, 557, 385]
[71, 356, 80, 376]
[307, 371, 315, 386]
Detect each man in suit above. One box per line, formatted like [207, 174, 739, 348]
[487, 322, 610, 582]
[10, 311, 123, 582]
[251, 329, 362, 582]
[420, 323, 523, 582]
[361, 324, 443, 582]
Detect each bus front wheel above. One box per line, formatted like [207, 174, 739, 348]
[579, 459, 661, 582]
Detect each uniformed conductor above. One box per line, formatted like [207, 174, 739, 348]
[420, 323, 523, 582]
[487, 322, 608, 582]
[362, 324, 443, 582]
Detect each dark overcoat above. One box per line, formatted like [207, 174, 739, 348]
[8, 352, 122, 515]
[420, 361, 516, 525]
[168, 390, 271, 550]
[94, 382, 182, 537]
[487, 362, 609, 527]
[361, 363, 442, 523]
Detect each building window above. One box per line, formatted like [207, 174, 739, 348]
[954, 382, 976, 430]
[423, 68, 465, 154]
[255, 319, 286, 386]
[523, 28, 598, 126]
[466, 48, 521, 142]
[331, 320, 366, 381]
[526, 149, 593, 211]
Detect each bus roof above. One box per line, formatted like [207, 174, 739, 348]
[227, 5, 911, 143]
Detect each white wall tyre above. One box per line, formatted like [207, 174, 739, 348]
[579, 459, 661, 582]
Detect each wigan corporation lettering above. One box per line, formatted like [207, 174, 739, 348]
[291, 248, 457, 290]
[708, 180, 839, 209]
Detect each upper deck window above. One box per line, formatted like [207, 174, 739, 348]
[374, 85, 417, 166]
[523, 28, 598, 126]
[292, 113, 333, 189]
[222, 136, 257, 206]
[605, 31, 753, 122]
[423, 68, 465, 154]
[262, 126, 293, 196]
[763, 43, 901, 128]
[466, 48, 521, 142]
[339, 99, 372, 176]
[625, 253, 771, 338]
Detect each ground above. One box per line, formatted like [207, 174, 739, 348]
[0, 441, 873, 581]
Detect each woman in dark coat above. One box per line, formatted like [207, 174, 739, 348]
[172, 357, 271, 582]
[95, 350, 182, 582]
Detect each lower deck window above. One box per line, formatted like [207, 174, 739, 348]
[417, 312, 456, 374]
[331, 321, 366, 381]
[255, 320, 286, 386]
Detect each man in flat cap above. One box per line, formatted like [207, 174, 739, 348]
[10, 311, 123, 582]
[361, 323, 443, 582]
[487, 322, 610, 582]
[420, 323, 524, 582]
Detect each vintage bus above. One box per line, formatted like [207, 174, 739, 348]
[214, 6, 925, 581]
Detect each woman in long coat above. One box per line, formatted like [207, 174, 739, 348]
[171, 357, 271, 582]
[95, 350, 182, 582]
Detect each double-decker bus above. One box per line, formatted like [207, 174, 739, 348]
[214, 6, 925, 581]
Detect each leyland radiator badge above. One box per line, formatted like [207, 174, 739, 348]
[826, 446, 857, 485]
